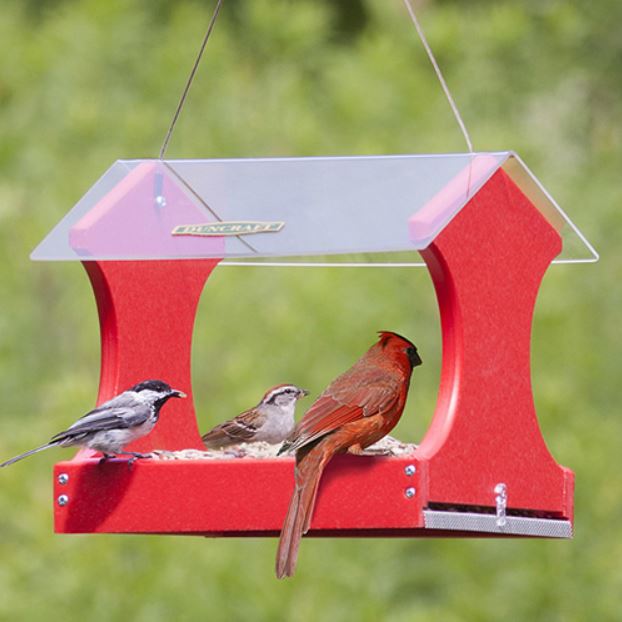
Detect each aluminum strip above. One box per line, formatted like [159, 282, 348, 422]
[423, 510, 573, 538]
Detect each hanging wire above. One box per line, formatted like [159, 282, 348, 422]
[402, 0, 474, 153]
[158, 0, 473, 159]
[159, 0, 225, 160]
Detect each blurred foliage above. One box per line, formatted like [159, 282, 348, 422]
[0, 0, 620, 620]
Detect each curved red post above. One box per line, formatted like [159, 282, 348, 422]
[418, 170, 573, 517]
[81, 259, 220, 452]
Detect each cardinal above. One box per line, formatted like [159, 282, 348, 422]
[276, 331, 421, 578]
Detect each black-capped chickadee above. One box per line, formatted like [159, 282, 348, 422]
[0, 379, 186, 467]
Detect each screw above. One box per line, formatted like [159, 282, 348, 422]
[57, 495, 69, 507]
[155, 195, 167, 208]
[404, 464, 416, 476]
[57, 473, 69, 485]
[405, 487, 416, 499]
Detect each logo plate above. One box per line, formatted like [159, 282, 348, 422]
[172, 221, 285, 237]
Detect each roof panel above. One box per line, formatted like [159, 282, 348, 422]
[30, 152, 597, 265]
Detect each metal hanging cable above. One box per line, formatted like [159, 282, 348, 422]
[159, 0, 473, 157]
[159, 0, 225, 160]
[402, 0, 474, 153]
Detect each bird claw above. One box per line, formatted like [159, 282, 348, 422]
[131, 453, 151, 469]
[113, 451, 153, 470]
[97, 452, 153, 468]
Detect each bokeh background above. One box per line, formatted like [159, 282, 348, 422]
[0, 0, 619, 620]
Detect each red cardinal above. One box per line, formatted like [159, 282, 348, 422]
[276, 331, 421, 578]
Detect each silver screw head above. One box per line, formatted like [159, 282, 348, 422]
[57, 494, 69, 507]
[405, 487, 416, 499]
[404, 464, 416, 476]
[57, 473, 69, 485]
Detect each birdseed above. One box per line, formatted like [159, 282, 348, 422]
[149, 435, 417, 460]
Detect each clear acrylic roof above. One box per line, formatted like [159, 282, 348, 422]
[31, 152, 597, 266]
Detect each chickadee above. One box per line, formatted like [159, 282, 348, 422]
[202, 384, 308, 449]
[0, 379, 186, 467]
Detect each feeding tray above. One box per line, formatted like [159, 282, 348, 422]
[32, 152, 596, 537]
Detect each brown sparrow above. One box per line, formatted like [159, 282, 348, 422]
[202, 384, 309, 449]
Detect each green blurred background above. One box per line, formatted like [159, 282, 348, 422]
[0, 0, 619, 619]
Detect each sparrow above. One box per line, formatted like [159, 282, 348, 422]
[202, 384, 309, 449]
[276, 331, 422, 579]
[0, 379, 186, 467]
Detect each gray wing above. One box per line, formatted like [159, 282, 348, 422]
[51, 403, 152, 442]
[80, 391, 143, 417]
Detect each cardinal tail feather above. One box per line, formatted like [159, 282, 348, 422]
[301, 460, 326, 535]
[276, 448, 330, 579]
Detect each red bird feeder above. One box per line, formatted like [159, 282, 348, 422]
[31, 152, 596, 537]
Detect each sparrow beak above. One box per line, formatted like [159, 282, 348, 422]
[301, 388, 310, 397]
[172, 389, 187, 398]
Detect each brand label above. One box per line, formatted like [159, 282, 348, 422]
[172, 221, 285, 237]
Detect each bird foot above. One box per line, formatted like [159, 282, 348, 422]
[117, 451, 153, 470]
[98, 453, 115, 465]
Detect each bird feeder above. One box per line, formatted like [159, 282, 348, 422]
[32, 152, 596, 537]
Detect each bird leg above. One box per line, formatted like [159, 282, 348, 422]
[116, 451, 153, 469]
[347, 444, 392, 457]
[98, 453, 116, 465]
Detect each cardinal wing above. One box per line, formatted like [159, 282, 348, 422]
[285, 366, 401, 452]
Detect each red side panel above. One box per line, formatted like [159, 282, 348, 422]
[70, 161, 224, 259]
[419, 169, 573, 518]
[81, 259, 220, 453]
